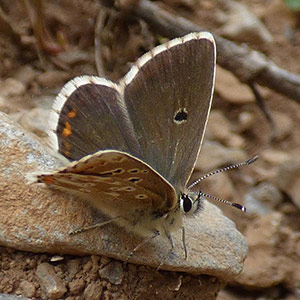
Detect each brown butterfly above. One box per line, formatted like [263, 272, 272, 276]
[37, 32, 216, 257]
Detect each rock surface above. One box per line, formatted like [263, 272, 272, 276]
[0, 112, 248, 280]
[235, 212, 299, 288]
[195, 140, 247, 172]
[216, 0, 273, 44]
[274, 156, 300, 209]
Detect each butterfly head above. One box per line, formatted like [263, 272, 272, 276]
[179, 191, 203, 216]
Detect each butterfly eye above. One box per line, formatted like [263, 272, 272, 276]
[183, 196, 192, 213]
[180, 192, 202, 215]
[179, 194, 193, 213]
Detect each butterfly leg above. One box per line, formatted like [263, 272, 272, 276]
[69, 216, 122, 235]
[126, 230, 160, 262]
[182, 226, 188, 260]
[156, 228, 175, 270]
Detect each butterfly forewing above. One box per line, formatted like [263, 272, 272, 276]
[50, 76, 140, 161]
[38, 150, 177, 217]
[122, 32, 216, 192]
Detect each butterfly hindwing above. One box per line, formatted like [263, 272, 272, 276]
[38, 150, 177, 219]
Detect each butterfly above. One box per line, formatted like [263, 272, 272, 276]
[37, 32, 216, 257]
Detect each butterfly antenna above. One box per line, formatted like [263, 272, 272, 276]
[199, 191, 247, 212]
[188, 155, 258, 190]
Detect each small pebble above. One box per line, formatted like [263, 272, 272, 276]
[36, 262, 67, 300]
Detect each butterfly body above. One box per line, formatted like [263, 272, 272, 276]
[37, 32, 216, 249]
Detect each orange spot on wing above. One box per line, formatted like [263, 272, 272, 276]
[67, 108, 77, 118]
[64, 141, 71, 150]
[42, 176, 55, 184]
[64, 150, 71, 157]
[62, 121, 72, 137]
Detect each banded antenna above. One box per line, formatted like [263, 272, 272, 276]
[189, 155, 259, 212]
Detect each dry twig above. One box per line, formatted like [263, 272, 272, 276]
[125, 0, 300, 104]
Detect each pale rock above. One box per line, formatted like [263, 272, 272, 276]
[13, 65, 37, 87]
[68, 278, 85, 295]
[0, 95, 9, 113]
[50, 255, 64, 262]
[215, 66, 255, 104]
[19, 107, 50, 137]
[236, 213, 291, 288]
[236, 111, 255, 132]
[205, 172, 235, 201]
[217, 289, 240, 300]
[272, 111, 293, 141]
[0, 78, 26, 97]
[196, 140, 247, 172]
[36, 263, 67, 299]
[247, 211, 282, 244]
[262, 0, 298, 32]
[56, 49, 90, 65]
[236, 247, 287, 288]
[244, 182, 283, 215]
[0, 112, 247, 279]
[261, 149, 290, 166]
[274, 157, 300, 209]
[200, 0, 215, 10]
[83, 282, 103, 300]
[206, 109, 245, 148]
[99, 261, 124, 285]
[66, 259, 81, 280]
[36, 70, 70, 89]
[0, 294, 31, 300]
[17, 281, 36, 299]
[31, 95, 55, 110]
[216, 0, 273, 45]
[227, 134, 245, 149]
[206, 110, 232, 141]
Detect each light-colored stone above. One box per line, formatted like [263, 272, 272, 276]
[215, 67, 255, 104]
[236, 111, 255, 132]
[99, 261, 124, 285]
[19, 108, 51, 137]
[68, 278, 85, 295]
[274, 157, 300, 209]
[13, 66, 38, 87]
[261, 149, 290, 166]
[17, 281, 36, 299]
[36, 263, 67, 299]
[244, 182, 283, 215]
[195, 140, 247, 173]
[216, 0, 273, 45]
[56, 49, 90, 65]
[206, 109, 245, 148]
[236, 213, 294, 288]
[83, 282, 103, 300]
[36, 70, 70, 89]
[272, 111, 294, 141]
[0, 112, 248, 279]
[0, 78, 26, 97]
[0, 294, 31, 300]
[66, 259, 81, 280]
